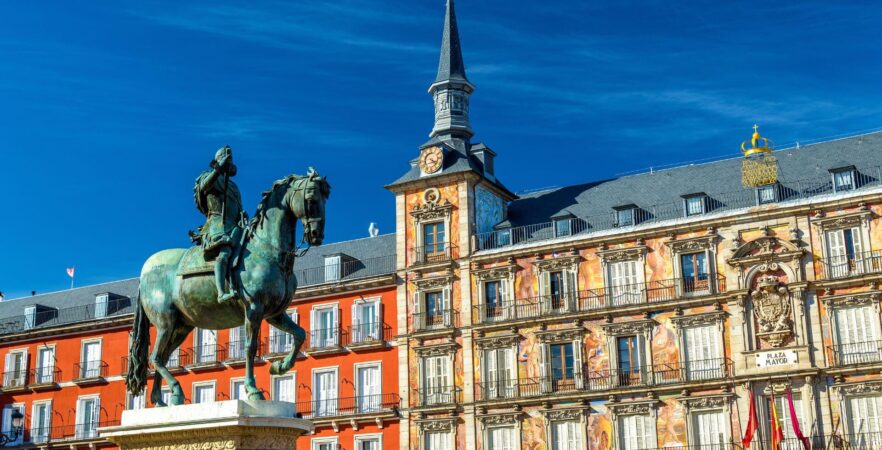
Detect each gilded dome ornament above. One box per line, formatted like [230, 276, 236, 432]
[741, 125, 779, 188]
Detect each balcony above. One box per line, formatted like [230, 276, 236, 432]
[410, 243, 457, 267]
[182, 344, 226, 371]
[0, 296, 133, 337]
[225, 339, 267, 366]
[73, 360, 107, 385]
[294, 254, 395, 288]
[306, 327, 346, 355]
[28, 366, 61, 390]
[828, 340, 882, 367]
[265, 334, 298, 358]
[413, 309, 459, 333]
[818, 250, 882, 281]
[474, 276, 726, 325]
[121, 352, 185, 376]
[347, 322, 391, 351]
[414, 385, 462, 408]
[294, 393, 400, 420]
[0, 370, 29, 392]
[27, 420, 121, 444]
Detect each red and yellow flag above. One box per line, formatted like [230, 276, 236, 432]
[742, 392, 758, 448]
[770, 393, 785, 450]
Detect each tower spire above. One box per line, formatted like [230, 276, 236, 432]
[429, 0, 475, 139]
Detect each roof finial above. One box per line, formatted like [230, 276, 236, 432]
[435, 0, 468, 84]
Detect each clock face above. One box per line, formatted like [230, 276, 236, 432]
[419, 146, 444, 174]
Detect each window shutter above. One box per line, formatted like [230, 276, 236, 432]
[538, 344, 548, 393]
[442, 288, 451, 326]
[377, 302, 384, 339]
[573, 339, 584, 387]
[566, 270, 577, 307]
[486, 349, 498, 398]
[852, 227, 865, 256]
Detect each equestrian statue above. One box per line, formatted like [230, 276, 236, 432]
[126, 146, 331, 406]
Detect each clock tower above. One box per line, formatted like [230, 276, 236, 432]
[429, 0, 474, 140]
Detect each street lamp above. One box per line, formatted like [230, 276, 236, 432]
[0, 410, 24, 445]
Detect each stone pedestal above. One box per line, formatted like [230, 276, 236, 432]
[100, 400, 313, 450]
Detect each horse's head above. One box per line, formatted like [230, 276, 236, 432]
[287, 168, 331, 246]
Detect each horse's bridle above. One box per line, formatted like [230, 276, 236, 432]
[288, 174, 324, 258]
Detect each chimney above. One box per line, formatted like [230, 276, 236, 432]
[31, 290, 36, 296]
[470, 145, 497, 181]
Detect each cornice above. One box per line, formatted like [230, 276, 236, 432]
[533, 255, 581, 272]
[835, 379, 882, 396]
[666, 235, 718, 254]
[821, 290, 881, 309]
[601, 319, 656, 336]
[413, 342, 458, 357]
[543, 408, 587, 421]
[607, 400, 660, 417]
[670, 311, 726, 329]
[473, 264, 517, 281]
[535, 327, 584, 343]
[478, 412, 523, 427]
[412, 274, 455, 291]
[679, 394, 733, 410]
[416, 417, 457, 432]
[597, 246, 647, 264]
[475, 334, 521, 349]
[811, 210, 872, 231]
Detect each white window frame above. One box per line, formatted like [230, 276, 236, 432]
[271, 373, 296, 403]
[23, 306, 36, 331]
[824, 294, 882, 366]
[482, 346, 517, 400]
[192, 381, 217, 404]
[95, 294, 109, 319]
[602, 321, 654, 388]
[30, 400, 52, 444]
[228, 325, 245, 360]
[534, 257, 579, 314]
[833, 168, 856, 192]
[756, 185, 778, 204]
[843, 393, 882, 439]
[354, 361, 382, 413]
[324, 255, 342, 282]
[353, 433, 383, 450]
[80, 339, 103, 379]
[230, 377, 247, 401]
[268, 309, 298, 354]
[474, 267, 516, 322]
[672, 312, 726, 381]
[126, 391, 146, 410]
[4, 348, 28, 388]
[599, 248, 647, 308]
[312, 367, 339, 417]
[194, 328, 217, 364]
[615, 207, 637, 227]
[486, 424, 519, 450]
[813, 212, 872, 279]
[419, 352, 454, 406]
[74, 395, 100, 439]
[554, 218, 572, 237]
[684, 195, 707, 216]
[352, 297, 382, 343]
[310, 304, 339, 349]
[35, 345, 56, 384]
[311, 436, 339, 450]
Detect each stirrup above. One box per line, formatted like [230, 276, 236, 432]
[218, 291, 239, 303]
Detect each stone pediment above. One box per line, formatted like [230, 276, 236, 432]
[727, 235, 804, 269]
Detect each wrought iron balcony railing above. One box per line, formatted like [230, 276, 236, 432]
[413, 309, 459, 332]
[818, 249, 882, 280]
[181, 344, 226, 367]
[294, 255, 395, 287]
[29, 366, 60, 386]
[0, 296, 133, 336]
[476, 165, 882, 251]
[226, 339, 267, 363]
[74, 360, 107, 380]
[306, 326, 345, 350]
[1, 370, 28, 389]
[294, 393, 399, 419]
[828, 340, 882, 366]
[348, 322, 392, 345]
[410, 243, 458, 266]
[27, 419, 121, 443]
[414, 385, 462, 408]
[474, 276, 726, 325]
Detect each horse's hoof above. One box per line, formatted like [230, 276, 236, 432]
[248, 391, 265, 401]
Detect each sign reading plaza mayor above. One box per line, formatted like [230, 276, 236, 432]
[755, 349, 799, 368]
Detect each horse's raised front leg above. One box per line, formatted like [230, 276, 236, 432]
[266, 313, 305, 376]
[244, 302, 266, 401]
[150, 323, 191, 406]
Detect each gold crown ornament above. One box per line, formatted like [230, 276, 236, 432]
[741, 125, 778, 188]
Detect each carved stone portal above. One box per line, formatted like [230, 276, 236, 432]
[751, 275, 793, 347]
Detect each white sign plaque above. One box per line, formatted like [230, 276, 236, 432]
[755, 349, 798, 368]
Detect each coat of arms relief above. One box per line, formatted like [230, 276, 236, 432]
[751, 273, 793, 347]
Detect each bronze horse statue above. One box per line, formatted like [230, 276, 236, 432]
[126, 170, 330, 406]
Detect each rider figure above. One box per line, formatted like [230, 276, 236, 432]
[194, 146, 243, 304]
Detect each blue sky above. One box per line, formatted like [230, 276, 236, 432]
[1, 1, 881, 298]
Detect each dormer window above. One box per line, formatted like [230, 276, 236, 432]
[24, 306, 36, 331]
[756, 184, 778, 205]
[614, 205, 639, 227]
[554, 219, 572, 237]
[832, 167, 856, 192]
[324, 255, 342, 282]
[95, 294, 109, 318]
[683, 194, 707, 217]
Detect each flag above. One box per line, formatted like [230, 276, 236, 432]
[787, 388, 810, 450]
[770, 392, 785, 450]
[66, 267, 75, 278]
[742, 391, 759, 448]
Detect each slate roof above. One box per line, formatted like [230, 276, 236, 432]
[434, 0, 469, 85]
[500, 131, 882, 230]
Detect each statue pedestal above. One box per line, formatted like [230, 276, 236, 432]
[100, 400, 313, 450]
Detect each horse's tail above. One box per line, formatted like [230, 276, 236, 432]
[126, 289, 150, 396]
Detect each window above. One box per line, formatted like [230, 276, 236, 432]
[684, 325, 723, 380]
[127, 392, 146, 410]
[231, 379, 247, 401]
[422, 222, 446, 260]
[31, 401, 51, 444]
[616, 208, 636, 227]
[23, 306, 35, 331]
[352, 299, 381, 343]
[193, 383, 216, 404]
[36, 346, 55, 384]
[229, 325, 245, 360]
[324, 255, 341, 282]
[484, 348, 515, 399]
[680, 252, 709, 293]
[692, 410, 729, 449]
[834, 169, 855, 192]
[488, 426, 517, 450]
[95, 294, 109, 318]
[310, 305, 338, 348]
[75, 397, 100, 439]
[540, 268, 576, 313]
[195, 329, 217, 363]
[168, 347, 180, 368]
[617, 336, 642, 386]
[161, 387, 171, 405]
[834, 305, 879, 365]
[757, 185, 778, 204]
[312, 438, 338, 450]
[847, 395, 882, 440]
[269, 310, 298, 353]
[424, 431, 451, 450]
[484, 280, 503, 320]
[685, 195, 706, 216]
[1, 404, 24, 446]
[608, 260, 641, 306]
[826, 227, 865, 278]
[272, 375, 295, 403]
[550, 343, 576, 391]
[313, 369, 338, 417]
[81, 340, 102, 378]
[354, 435, 381, 450]
[356, 364, 381, 413]
[768, 394, 805, 443]
[423, 355, 451, 405]
[551, 420, 582, 450]
[619, 414, 653, 450]
[3, 351, 26, 387]
[424, 291, 449, 328]
[554, 219, 572, 237]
